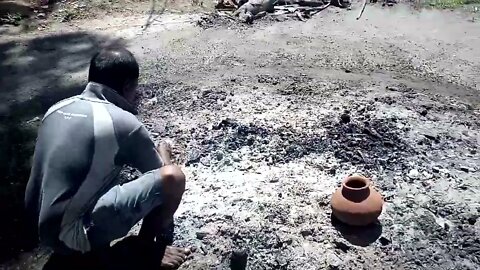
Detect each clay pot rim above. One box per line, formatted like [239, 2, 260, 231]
[342, 175, 371, 191]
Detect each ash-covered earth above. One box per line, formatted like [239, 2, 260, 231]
[2, 4, 480, 270]
[120, 7, 480, 269]
[131, 72, 479, 270]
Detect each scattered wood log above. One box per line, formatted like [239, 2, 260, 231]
[233, 0, 277, 23]
[276, 0, 330, 7]
[221, 0, 351, 23]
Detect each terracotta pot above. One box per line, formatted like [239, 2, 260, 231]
[331, 175, 383, 226]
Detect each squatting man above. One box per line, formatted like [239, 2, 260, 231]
[25, 47, 190, 269]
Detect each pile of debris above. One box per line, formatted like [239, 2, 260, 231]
[215, 0, 353, 23]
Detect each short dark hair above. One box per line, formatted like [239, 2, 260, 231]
[88, 47, 139, 93]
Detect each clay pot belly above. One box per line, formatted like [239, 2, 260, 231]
[331, 175, 383, 226]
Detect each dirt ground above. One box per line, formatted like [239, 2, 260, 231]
[1, 2, 480, 270]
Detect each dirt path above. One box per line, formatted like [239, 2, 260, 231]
[1, 4, 479, 270]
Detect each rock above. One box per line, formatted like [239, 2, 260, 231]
[230, 249, 248, 270]
[200, 156, 212, 166]
[213, 118, 236, 130]
[333, 240, 350, 252]
[37, 13, 46, 19]
[379, 236, 391, 246]
[423, 133, 439, 142]
[327, 253, 343, 269]
[408, 169, 420, 179]
[196, 231, 209, 240]
[467, 215, 477, 225]
[459, 166, 475, 173]
[232, 153, 241, 162]
[145, 96, 158, 106]
[422, 171, 433, 179]
[185, 147, 203, 166]
[432, 166, 441, 173]
[439, 168, 450, 174]
[340, 113, 351, 124]
[239, 161, 253, 171]
[215, 151, 224, 161]
[386, 86, 400, 91]
[419, 109, 428, 116]
[300, 228, 313, 237]
[223, 158, 233, 166]
[268, 177, 279, 183]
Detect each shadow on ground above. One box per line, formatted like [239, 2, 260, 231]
[0, 31, 125, 263]
[43, 236, 162, 270]
[331, 215, 382, 246]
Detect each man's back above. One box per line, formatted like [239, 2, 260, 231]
[25, 82, 161, 252]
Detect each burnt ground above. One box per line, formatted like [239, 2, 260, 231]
[1, 3, 480, 270]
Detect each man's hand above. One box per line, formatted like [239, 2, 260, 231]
[157, 141, 173, 166]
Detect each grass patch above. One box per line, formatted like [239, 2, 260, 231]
[426, 0, 480, 9]
[0, 12, 24, 26]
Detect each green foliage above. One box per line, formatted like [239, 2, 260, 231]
[0, 12, 24, 26]
[426, 0, 480, 9]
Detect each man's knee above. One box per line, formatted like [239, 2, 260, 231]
[159, 165, 185, 197]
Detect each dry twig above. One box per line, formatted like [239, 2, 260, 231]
[356, 0, 367, 20]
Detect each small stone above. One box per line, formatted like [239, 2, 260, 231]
[423, 133, 439, 142]
[420, 109, 428, 116]
[282, 237, 293, 245]
[196, 231, 209, 240]
[232, 153, 241, 162]
[300, 228, 313, 237]
[230, 249, 248, 270]
[408, 169, 420, 179]
[333, 240, 350, 252]
[386, 86, 399, 91]
[145, 96, 158, 106]
[432, 166, 441, 173]
[37, 13, 46, 19]
[459, 166, 475, 173]
[269, 177, 279, 183]
[223, 158, 233, 166]
[199, 245, 207, 255]
[215, 152, 224, 161]
[340, 113, 351, 124]
[467, 216, 477, 225]
[239, 162, 253, 171]
[422, 171, 433, 179]
[327, 253, 343, 269]
[379, 236, 391, 246]
[439, 168, 450, 174]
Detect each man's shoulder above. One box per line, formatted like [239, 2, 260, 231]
[105, 104, 143, 136]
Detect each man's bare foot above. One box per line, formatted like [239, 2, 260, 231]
[161, 246, 191, 269]
[157, 141, 173, 165]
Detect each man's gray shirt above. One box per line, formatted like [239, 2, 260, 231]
[25, 82, 162, 252]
